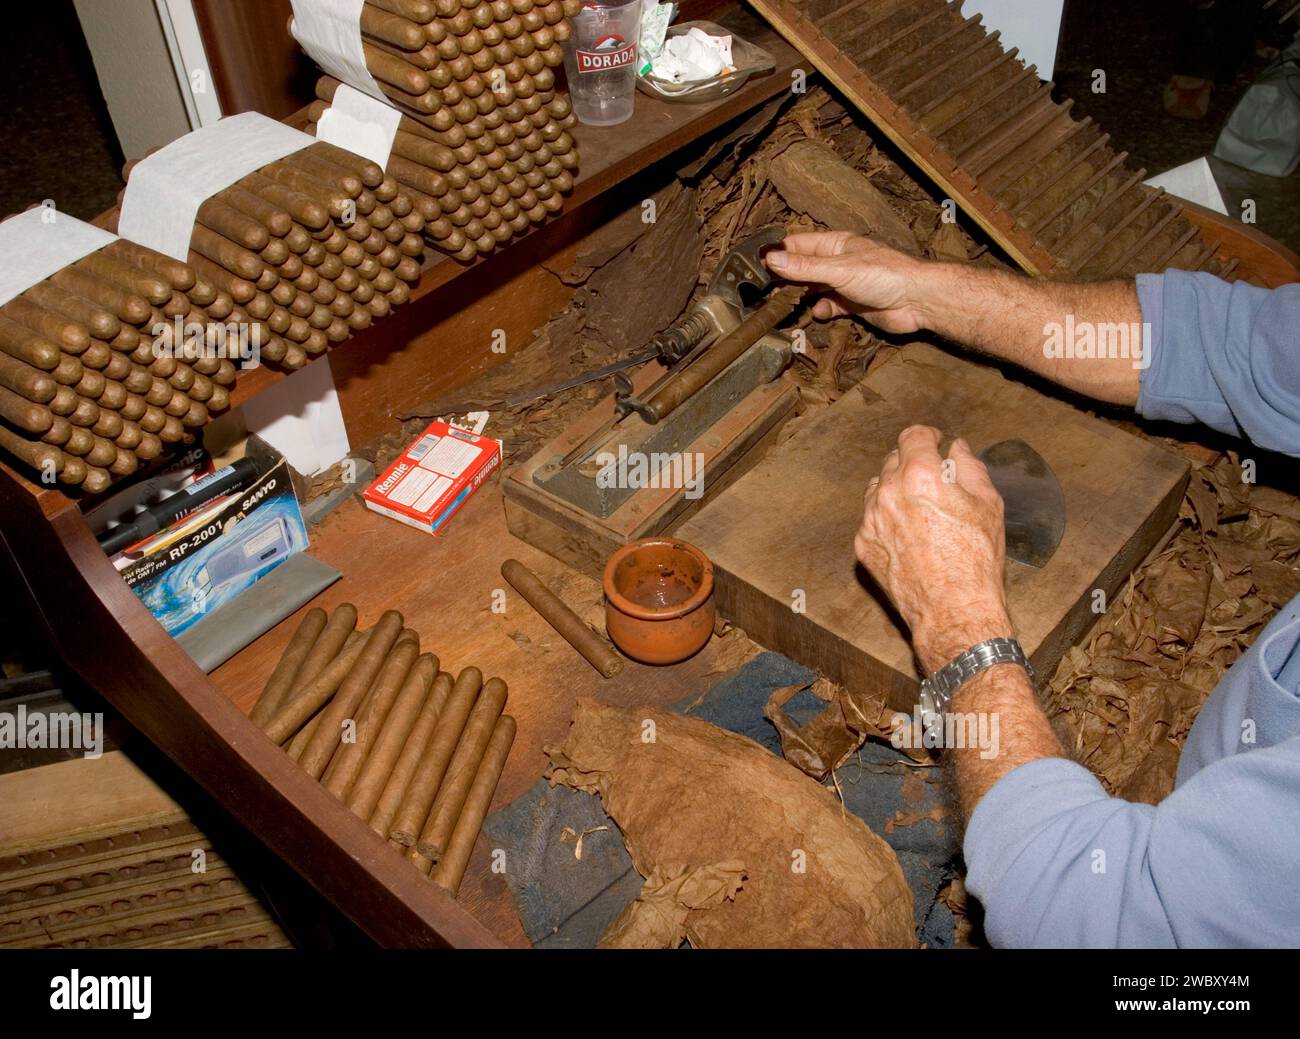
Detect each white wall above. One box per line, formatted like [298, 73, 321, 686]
[73, 0, 192, 159]
[963, 0, 1066, 80]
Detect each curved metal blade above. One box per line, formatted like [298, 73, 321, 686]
[978, 438, 1066, 569]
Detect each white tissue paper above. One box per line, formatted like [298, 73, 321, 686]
[290, 0, 402, 166]
[117, 112, 315, 261]
[651, 29, 733, 84]
[0, 208, 117, 307]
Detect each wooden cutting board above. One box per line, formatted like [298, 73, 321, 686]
[677, 343, 1189, 710]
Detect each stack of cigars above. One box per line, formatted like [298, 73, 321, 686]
[252, 603, 516, 897]
[301, 0, 581, 261]
[118, 141, 424, 371]
[0, 235, 238, 493]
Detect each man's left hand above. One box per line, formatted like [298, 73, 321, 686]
[854, 425, 1015, 674]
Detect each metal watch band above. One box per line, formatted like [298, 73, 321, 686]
[917, 637, 1032, 719]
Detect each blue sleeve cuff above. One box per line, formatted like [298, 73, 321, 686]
[1135, 271, 1241, 435]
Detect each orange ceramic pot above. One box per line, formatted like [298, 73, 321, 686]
[603, 537, 716, 665]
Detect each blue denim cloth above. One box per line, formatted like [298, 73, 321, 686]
[963, 270, 1300, 947]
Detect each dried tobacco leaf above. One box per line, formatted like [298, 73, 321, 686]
[546, 699, 917, 948]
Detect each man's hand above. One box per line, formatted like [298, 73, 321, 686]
[764, 231, 931, 333]
[855, 425, 1015, 674]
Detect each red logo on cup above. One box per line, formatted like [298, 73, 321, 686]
[576, 33, 636, 73]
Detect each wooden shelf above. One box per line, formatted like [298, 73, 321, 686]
[227, 5, 803, 416]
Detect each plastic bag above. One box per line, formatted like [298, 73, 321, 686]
[1214, 41, 1300, 177]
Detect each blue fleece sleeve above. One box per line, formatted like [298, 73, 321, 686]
[1136, 271, 1300, 457]
[962, 737, 1300, 948]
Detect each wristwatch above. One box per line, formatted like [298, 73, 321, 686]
[918, 637, 1033, 720]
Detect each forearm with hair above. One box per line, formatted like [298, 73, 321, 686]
[947, 663, 1065, 824]
[913, 263, 1144, 406]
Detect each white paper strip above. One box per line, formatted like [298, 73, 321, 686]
[243, 356, 351, 476]
[1145, 158, 1229, 217]
[289, 0, 387, 102]
[316, 83, 402, 167]
[0, 209, 117, 307]
[117, 112, 315, 261]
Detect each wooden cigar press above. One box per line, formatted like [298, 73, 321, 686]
[504, 226, 801, 576]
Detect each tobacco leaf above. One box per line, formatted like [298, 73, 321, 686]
[1045, 452, 1300, 803]
[546, 699, 917, 948]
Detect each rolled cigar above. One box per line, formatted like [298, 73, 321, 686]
[369, 0, 437, 21]
[363, 41, 432, 95]
[250, 607, 329, 726]
[298, 610, 405, 778]
[407, 845, 434, 875]
[360, 3, 426, 49]
[388, 666, 481, 845]
[0, 386, 53, 434]
[191, 223, 264, 281]
[197, 196, 270, 252]
[0, 423, 64, 476]
[287, 707, 326, 761]
[243, 172, 331, 230]
[22, 283, 120, 341]
[415, 676, 507, 861]
[51, 267, 152, 324]
[92, 408, 123, 439]
[431, 714, 515, 895]
[264, 626, 374, 744]
[103, 240, 196, 293]
[73, 254, 171, 306]
[325, 643, 430, 799]
[219, 184, 295, 238]
[0, 315, 60, 371]
[308, 141, 385, 189]
[287, 605, 361, 696]
[0, 352, 57, 403]
[186, 252, 256, 304]
[369, 670, 454, 835]
[2, 297, 90, 354]
[285, 150, 364, 200]
[85, 433, 117, 468]
[261, 160, 353, 219]
[81, 466, 112, 493]
[501, 559, 623, 677]
[346, 654, 436, 818]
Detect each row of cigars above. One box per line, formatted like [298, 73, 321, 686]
[303, 0, 581, 259]
[251, 603, 516, 896]
[1, 0, 581, 490]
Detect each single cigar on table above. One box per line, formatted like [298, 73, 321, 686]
[431, 714, 516, 895]
[322, 639, 427, 798]
[388, 666, 481, 845]
[249, 607, 329, 726]
[366, 670, 453, 833]
[501, 558, 623, 677]
[415, 676, 508, 863]
[347, 657, 438, 819]
[297, 610, 405, 778]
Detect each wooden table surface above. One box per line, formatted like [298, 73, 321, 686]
[211, 477, 742, 945]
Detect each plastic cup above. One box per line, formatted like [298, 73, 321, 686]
[563, 0, 641, 127]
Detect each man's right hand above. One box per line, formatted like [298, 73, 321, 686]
[764, 231, 932, 334]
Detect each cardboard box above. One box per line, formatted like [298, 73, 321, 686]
[363, 420, 501, 535]
[114, 457, 309, 635]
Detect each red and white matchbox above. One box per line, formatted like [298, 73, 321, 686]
[363, 421, 501, 535]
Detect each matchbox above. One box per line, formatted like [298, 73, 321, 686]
[363, 420, 501, 535]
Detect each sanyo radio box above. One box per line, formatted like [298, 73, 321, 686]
[114, 456, 308, 635]
[363, 421, 501, 535]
